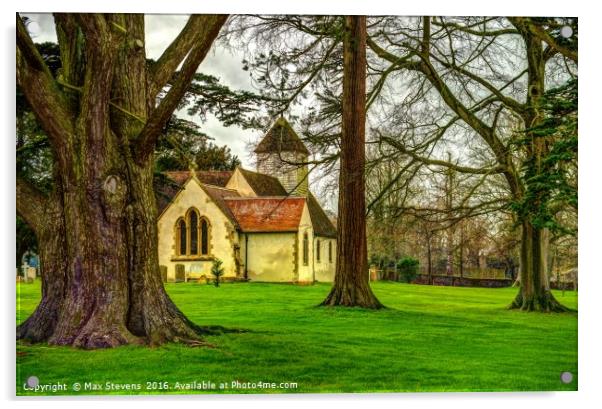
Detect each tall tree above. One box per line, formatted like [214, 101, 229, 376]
[16, 13, 228, 348]
[320, 16, 383, 308]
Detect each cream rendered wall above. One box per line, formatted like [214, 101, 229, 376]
[225, 168, 257, 197]
[157, 177, 240, 282]
[296, 204, 314, 283]
[242, 232, 297, 282]
[314, 237, 336, 282]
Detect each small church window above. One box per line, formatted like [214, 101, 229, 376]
[316, 239, 321, 263]
[201, 218, 209, 255]
[178, 219, 187, 256]
[328, 241, 333, 263]
[189, 210, 199, 255]
[303, 232, 309, 266]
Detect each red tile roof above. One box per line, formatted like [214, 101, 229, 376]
[224, 197, 306, 233]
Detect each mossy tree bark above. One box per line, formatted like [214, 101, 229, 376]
[509, 220, 569, 311]
[321, 16, 383, 309]
[16, 179, 67, 341]
[16, 13, 228, 348]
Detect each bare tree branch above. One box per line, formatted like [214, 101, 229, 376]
[432, 19, 519, 37]
[148, 15, 210, 99]
[379, 134, 505, 175]
[136, 14, 228, 161]
[510, 17, 577, 63]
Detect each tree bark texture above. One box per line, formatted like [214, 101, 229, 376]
[16, 181, 67, 342]
[16, 13, 229, 347]
[321, 16, 383, 309]
[509, 221, 569, 311]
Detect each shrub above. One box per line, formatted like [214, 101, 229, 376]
[397, 257, 419, 283]
[211, 258, 225, 287]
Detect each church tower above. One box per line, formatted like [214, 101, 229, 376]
[254, 117, 309, 196]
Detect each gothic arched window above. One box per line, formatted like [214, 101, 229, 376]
[189, 209, 199, 255]
[174, 208, 210, 257]
[177, 218, 187, 256]
[201, 218, 209, 255]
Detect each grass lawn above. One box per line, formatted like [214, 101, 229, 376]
[16, 281, 577, 395]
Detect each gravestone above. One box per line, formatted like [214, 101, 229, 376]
[369, 266, 378, 281]
[175, 264, 186, 282]
[159, 265, 168, 282]
[26, 267, 37, 282]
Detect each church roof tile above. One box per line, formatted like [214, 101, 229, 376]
[224, 197, 306, 233]
[201, 184, 241, 228]
[237, 168, 288, 196]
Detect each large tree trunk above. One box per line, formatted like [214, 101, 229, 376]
[17, 193, 67, 342]
[16, 13, 228, 348]
[124, 160, 206, 344]
[509, 220, 569, 312]
[321, 16, 383, 309]
[45, 157, 205, 348]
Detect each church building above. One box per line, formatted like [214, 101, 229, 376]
[156, 118, 337, 283]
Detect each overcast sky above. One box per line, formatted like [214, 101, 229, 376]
[24, 13, 262, 169]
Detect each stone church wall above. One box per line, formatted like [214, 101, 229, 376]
[157, 178, 239, 282]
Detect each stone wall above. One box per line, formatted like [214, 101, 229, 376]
[411, 274, 513, 288]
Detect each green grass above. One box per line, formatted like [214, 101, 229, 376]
[16, 281, 577, 395]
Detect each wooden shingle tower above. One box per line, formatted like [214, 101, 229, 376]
[254, 117, 310, 196]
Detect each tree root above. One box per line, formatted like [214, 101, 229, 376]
[320, 286, 385, 309]
[17, 315, 56, 343]
[508, 291, 575, 313]
[18, 311, 247, 349]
